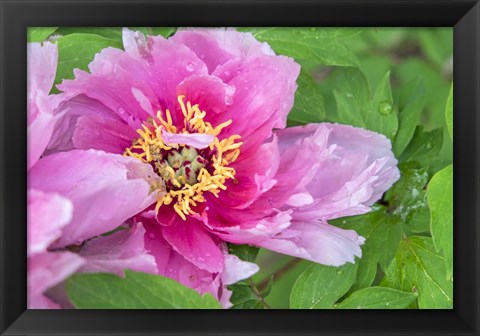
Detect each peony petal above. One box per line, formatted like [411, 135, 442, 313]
[172, 28, 275, 74]
[29, 149, 164, 246]
[278, 123, 400, 221]
[79, 223, 157, 275]
[28, 189, 73, 256]
[161, 217, 224, 273]
[221, 253, 259, 285]
[257, 220, 365, 267]
[28, 251, 84, 309]
[28, 42, 58, 99]
[161, 129, 214, 149]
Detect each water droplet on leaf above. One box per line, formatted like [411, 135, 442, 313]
[378, 101, 393, 115]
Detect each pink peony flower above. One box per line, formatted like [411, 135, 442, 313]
[27, 42, 164, 308]
[48, 28, 399, 305]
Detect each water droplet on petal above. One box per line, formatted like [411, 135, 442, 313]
[186, 62, 195, 72]
[378, 101, 393, 115]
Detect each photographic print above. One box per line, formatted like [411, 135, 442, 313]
[27, 27, 453, 310]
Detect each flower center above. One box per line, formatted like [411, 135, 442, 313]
[124, 95, 241, 220]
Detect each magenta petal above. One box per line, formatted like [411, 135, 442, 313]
[161, 129, 214, 149]
[28, 251, 84, 309]
[79, 223, 157, 275]
[162, 218, 224, 273]
[221, 253, 259, 285]
[257, 220, 365, 266]
[29, 149, 164, 246]
[28, 189, 73, 257]
[172, 28, 275, 73]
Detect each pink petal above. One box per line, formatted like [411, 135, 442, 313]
[161, 129, 214, 149]
[257, 220, 365, 267]
[29, 149, 164, 246]
[28, 251, 84, 309]
[79, 223, 157, 275]
[161, 217, 224, 273]
[28, 42, 57, 98]
[278, 123, 400, 221]
[28, 189, 73, 256]
[221, 253, 259, 285]
[171, 28, 275, 74]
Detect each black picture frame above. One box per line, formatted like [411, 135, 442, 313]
[1, 0, 479, 335]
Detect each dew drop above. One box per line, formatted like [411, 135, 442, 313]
[186, 62, 195, 72]
[345, 92, 354, 98]
[378, 101, 393, 115]
[336, 270, 343, 275]
[425, 142, 432, 149]
[385, 302, 390, 306]
[315, 36, 319, 40]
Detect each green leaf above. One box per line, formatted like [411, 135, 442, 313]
[427, 164, 453, 280]
[334, 68, 398, 141]
[393, 79, 427, 156]
[67, 270, 222, 309]
[334, 207, 402, 291]
[287, 69, 326, 125]
[385, 163, 431, 233]
[398, 126, 443, 167]
[336, 287, 417, 309]
[290, 262, 358, 309]
[54, 33, 123, 87]
[228, 280, 263, 309]
[446, 83, 453, 140]
[228, 244, 259, 263]
[27, 27, 58, 42]
[241, 28, 360, 67]
[56, 27, 123, 42]
[381, 236, 453, 309]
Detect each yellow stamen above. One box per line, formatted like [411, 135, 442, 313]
[124, 95, 241, 220]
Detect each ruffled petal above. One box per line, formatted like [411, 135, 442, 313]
[28, 189, 73, 257]
[28, 42, 57, 98]
[29, 149, 164, 246]
[280, 123, 400, 221]
[79, 223, 157, 275]
[257, 220, 365, 266]
[171, 28, 275, 74]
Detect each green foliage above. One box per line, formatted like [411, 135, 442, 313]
[290, 262, 358, 308]
[228, 244, 259, 263]
[27, 27, 58, 43]
[381, 237, 453, 308]
[67, 270, 222, 309]
[241, 28, 360, 66]
[427, 165, 453, 280]
[335, 287, 417, 309]
[446, 83, 453, 140]
[54, 33, 123, 87]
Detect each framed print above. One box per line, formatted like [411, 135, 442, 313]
[1, 0, 479, 335]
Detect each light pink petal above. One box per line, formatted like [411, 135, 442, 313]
[28, 251, 84, 309]
[161, 217, 224, 273]
[257, 220, 365, 267]
[29, 149, 164, 246]
[221, 253, 259, 285]
[73, 114, 138, 154]
[172, 28, 275, 73]
[278, 123, 400, 221]
[28, 189, 73, 256]
[161, 129, 214, 149]
[28, 42, 57, 98]
[47, 95, 125, 153]
[79, 223, 157, 275]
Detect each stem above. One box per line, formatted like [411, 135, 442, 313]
[257, 258, 302, 292]
[247, 278, 271, 309]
